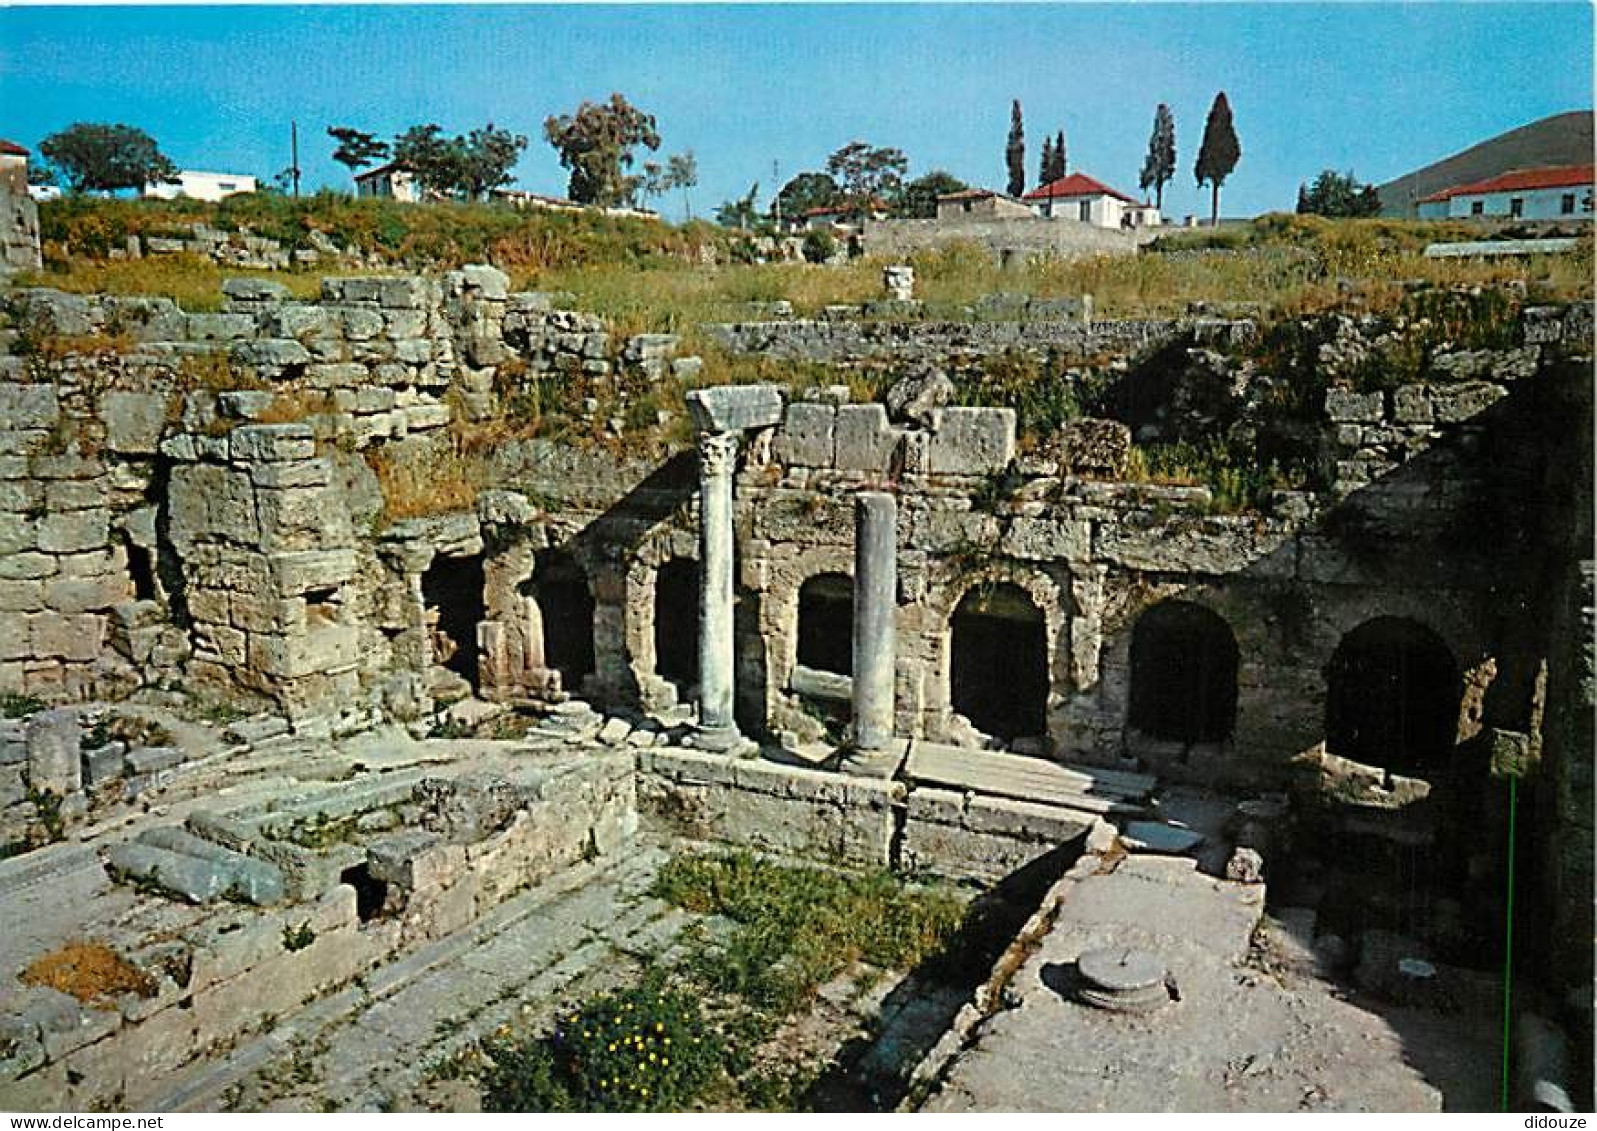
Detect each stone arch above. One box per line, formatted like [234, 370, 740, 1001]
[950, 581, 1049, 742]
[653, 557, 699, 697]
[797, 571, 854, 676]
[421, 552, 485, 689]
[1325, 616, 1462, 781]
[1127, 599, 1240, 743]
[523, 548, 595, 693]
[925, 565, 1071, 747]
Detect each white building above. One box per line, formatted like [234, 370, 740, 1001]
[1415, 165, 1594, 221]
[0, 139, 29, 195]
[1023, 172, 1159, 229]
[353, 162, 420, 203]
[935, 189, 1034, 221]
[143, 170, 257, 202]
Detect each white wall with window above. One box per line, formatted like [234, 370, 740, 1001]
[143, 170, 257, 202]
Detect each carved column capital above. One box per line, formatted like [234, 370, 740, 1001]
[698, 430, 739, 479]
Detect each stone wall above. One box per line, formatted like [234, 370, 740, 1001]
[862, 215, 1155, 260]
[0, 183, 40, 275]
[703, 315, 1183, 368]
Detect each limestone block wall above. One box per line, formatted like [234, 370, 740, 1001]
[861, 214, 1156, 260]
[704, 315, 1183, 368]
[0, 183, 40, 274]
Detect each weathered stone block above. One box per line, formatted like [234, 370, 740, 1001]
[1429, 381, 1507, 423]
[0, 385, 59, 430]
[927, 407, 1016, 476]
[136, 826, 284, 904]
[26, 707, 81, 794]
[229, 423, 315, 463]
[105, 843, 229, 903]
[773, 403, 836, 467]
[1391, 384, 1432, 423]
[834, 403, 901, 472]
[1000, 516, 1091, 561]
[0, 552, 55, 580]
[221, 277, 289, 302]
[44, 574, 128, 615]
[42, 480, 107, 513]
[1323, 388, 1384, 422]
[185, 313, 255, 342]
[271, 549, 356, 593]
[31, 612, 105, 662]
[1056, 417, 1131, 477]
[36, 509, 109, 554]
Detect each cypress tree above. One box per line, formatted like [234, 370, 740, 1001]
[1006, 100, 1025, 198]
[1039, 136, 1055, 189]
[1138, 103, 1176, 209]
[1053, 129, 1067, 180]
[1195, 92, 1240, 226]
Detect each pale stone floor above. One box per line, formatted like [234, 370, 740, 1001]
[921, 855, 1500, 1113]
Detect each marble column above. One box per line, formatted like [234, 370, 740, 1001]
[695, 430, 741, 747]
[852, 491, 897, 750]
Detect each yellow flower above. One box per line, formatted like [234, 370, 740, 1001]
[662, 1058, 670, 1066]
[655, 1022, 664, 1032]
[608, 1043, 616, 1051]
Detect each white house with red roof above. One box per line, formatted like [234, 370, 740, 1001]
[1415, 164, 1594, 221]
[1023, 172, 1160, 229]
[0, 139, 30, 195]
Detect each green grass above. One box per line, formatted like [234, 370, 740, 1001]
[652, 849, 968, 1015]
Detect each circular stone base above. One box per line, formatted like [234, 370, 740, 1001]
[1076, 947, 1172, 1013]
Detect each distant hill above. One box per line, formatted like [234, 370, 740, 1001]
[1377, 110, 1594, 217]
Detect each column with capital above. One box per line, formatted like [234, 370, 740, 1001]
[694, 429, 742, 749]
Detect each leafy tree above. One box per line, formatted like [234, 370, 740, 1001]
[898, 170, 969, 218]
[39, 123, 177, 194]
[1051, 129, 1067, 182]
[326, 127, 388, 181]
[1005, 100, 1025, 198]
[640, 161, 667, 208]
[1194, 92, 1240, 226]
[1297, 169, 1382, 217]
[774, 171, 841, 222]
[664, 151, 698, 218]
[1139, 103, 1177, 209]
[826, 141, 908, 217]
[26, 161, 57, 188]
[392, 124, 465, 199]
[1039, 136, 1054, 189]
[715, 182, 761, 229]
[543, 94, 661, 207]
[458, 123, 528, 200]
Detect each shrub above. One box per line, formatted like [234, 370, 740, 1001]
[480, 973, 726, 1112]
[801, 229, 837, 264]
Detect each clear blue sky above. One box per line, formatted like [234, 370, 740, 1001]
[1, 3, 1591, 220]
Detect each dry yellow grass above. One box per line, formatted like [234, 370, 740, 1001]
[366, 432, 487, 523]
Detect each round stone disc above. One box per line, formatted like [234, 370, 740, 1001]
[1078, 947, 1167, 993]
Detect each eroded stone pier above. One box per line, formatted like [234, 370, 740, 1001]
[852, 491, 898, 751]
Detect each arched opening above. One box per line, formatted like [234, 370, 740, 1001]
[1326, 617, 1461, 782]
[653, 558, 698, 696]
[1127, 600, 1239, 743]
[951, 583, 1048, 742]
[797, 572, 853, 676]
[421, 553, 485, 688]
[527, 549, 595, 692]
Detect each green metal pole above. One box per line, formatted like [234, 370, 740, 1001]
[1500, 774, 1518, 1112]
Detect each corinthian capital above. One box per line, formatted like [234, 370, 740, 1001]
[698, 431, 739, 478]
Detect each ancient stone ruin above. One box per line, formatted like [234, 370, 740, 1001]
[0, 262, 1589, 1112]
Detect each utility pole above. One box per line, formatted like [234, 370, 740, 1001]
[772, 159, 781, 229]
[290, 121, 301, 198]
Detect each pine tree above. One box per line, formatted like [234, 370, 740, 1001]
[1138, 103, 1176, 209]
[1296, 183, 1311, 214]
[1053, 130, 1067, 180]
[1194, 92, 1240, 226]
[1038, 136, 1054, 189]
[1006, 100, 1025, 198]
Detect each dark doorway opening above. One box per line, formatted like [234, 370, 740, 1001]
[951, 583, 1048, 742]
[1326, 617, 1461, 782]
[530, 549, 596, 692]
[1127, 600, 1239, 743]
[797, 573, 854, 676]
[654, 558, 699, 695]
[421, 553, 485, 687]
[124, 536, 157, 602]
[339, 863, 390, 923]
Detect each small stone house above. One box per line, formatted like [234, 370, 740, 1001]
[1415, 164, 1595, 221]
[935, 188, 1034, 221]
[354, 161, 420, 203]
[1025, 172, 1157, 228]
[143, 170, 258, 203]
[0, 139, 28, 195]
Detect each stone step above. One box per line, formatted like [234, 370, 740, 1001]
[904, 742, 1153, 816]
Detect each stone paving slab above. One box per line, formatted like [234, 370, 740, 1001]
[920, 855, 1493, 1112]
[905, 742, 1153, 816]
